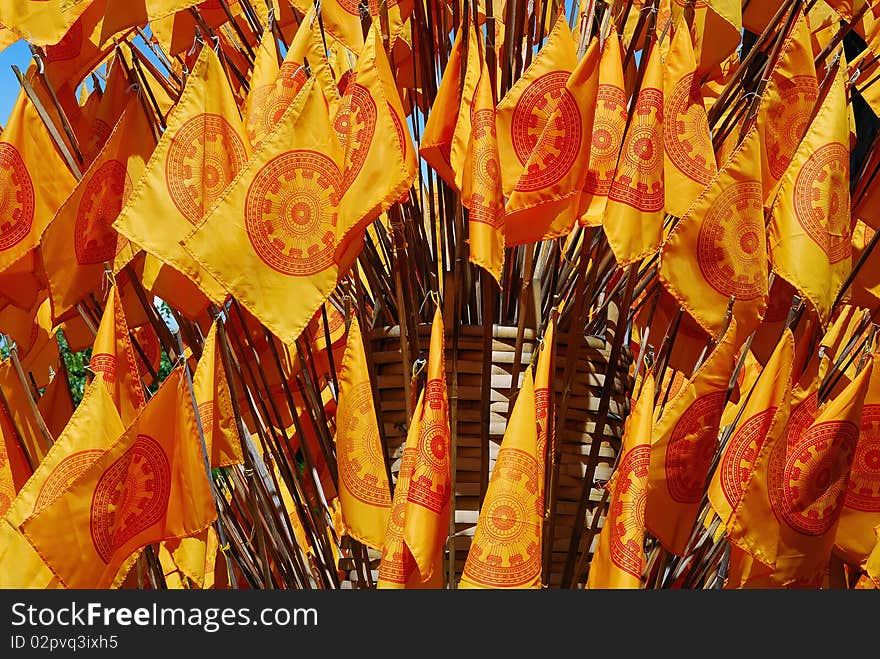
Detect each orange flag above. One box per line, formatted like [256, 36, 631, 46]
[0, 395, 32, 517]
[41, 97, 156, 324]
[580, 25, 626, 228]
[767, 63, 851, 325]
[77, 55, 133, 167]
[0, 0, 92, 46]
[290, 0, 364, 53]
[604, 40, 664, 265]
[113, 45, 250, 303]
[505, 38, 600, 246]
[660, 125, 768, 341]
[335, 315, 392, 550]
[242, 29, 284, 150]
[89, 285, 147, 426]
[587, 372, 655, 589]
[709, 329, 794, 528]
[495, 13, 578, 197]
[646, 318, 739, 555]
[534, 315, 556, 510]
[663, 21, 718, 218]
[673, 0, 743, 79]
[403, 306, 451, 582]
[461, 367, 542, 589]
[21, 368, 217, 588]
[36, 371, 75, 441]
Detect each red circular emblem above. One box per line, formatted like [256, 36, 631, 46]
[766, 75, 818, 180]
[666, 391, 726, 503]
[334, 81, 378, 193]
[584, 84, 627, 197]
[792, 142, 851, 263]
[462, 448, 542, 587]
[90, 353, 117, 384]
[89, 434, 172, 563]
[247, 62, 308, 148]
[696, 180, 766, 300]
[34, 449, 105, 513]
[510, 71, 581, 192]
[784, 393, 818, 447]
[337, 381, 392, 507]
[719, 408, 777, 508]
[0, 143, 35, 251]
[607, 87, 664, 211]
[44, 19, 82, 62]
[377, 446, 417, 585]
[74, 159, 131, 265]
[535, 386, 551, 465]
[845, 403, 880, 512]
[197, 400, 214, 430]
[665, 72, 715, 186]
[243, 150, 341, 276]
[166, 113, 249, 225]
[467, 107, 504, 228]
[609, 444, 650, 579]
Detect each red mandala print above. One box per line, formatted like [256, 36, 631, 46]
[510, 71, 581, 192]
[535, 386, 550, 461]
[389, 103, 407, 161]
[90, 353, 117, 384]
[334, 82, 377, 193]
[665, 72, 715, 186]
[197, 400, 214, 430]
[468, 107, 504, 228]
[462, 448, 541, 587]
[337, 381, 391, 507]
[89, 434, 172, 563]
[666, 391, 726, 503]
[845, 404, 880, 512]
[696, 180, 765, 300]
[584, 84, 627, 196]
[609, 444, 650, 579]
[34, 449, 105, 513]
[784, 394, 818, 447]
[44, 19, 82, 62]
[418, 420, 449, 475]
[608, 88, 664, 211]
[248, 62, 308, 148]
[244, 150, 341, 276]
[84, 119, 112, 162]
[74, 160, 131, 265]
[766, 75, 818, 180]
[166, 113, 248, 225]
[720, 408, 777, 508]
[377, 446, 417, 585]
[426, 378, 446, 410]
[0, 143, 35, 251]
[772, 420, 859, 535]
[792, 142, 851, 264]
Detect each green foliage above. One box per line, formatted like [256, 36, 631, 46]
[56, 331, 91, 406]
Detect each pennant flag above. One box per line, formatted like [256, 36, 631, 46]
[646, 318, 739, 555]
[660, 126, 768, 341]
[0, 357, 50, 465]
[334, 315, 392, 550]
[461, 367, 542, 589]
[243, 29, 283, 150]
[663, 20, 718, 218]
[767, 63, 852, 325]
[290, 0, 364, 54]
[580, 25, 626, 228]
[673, 0, 743, 79]
[495, 13, 578, 197]
[403, 306, 451, 582]
[77, 55, 134, 167]
[505, 38, 600, 246]
[21, 368, 217, 588]
[534, 316, 556, 510]
[587, 372, 655, 588]
[0, 0, 92, 47]
[0, 394, 33, 516]
[113, 45, 251, 303]
[36, 371, 75, 441]
[604, 40, 664, 265]
[709, 329, 794, 528]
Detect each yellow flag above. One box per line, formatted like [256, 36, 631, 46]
[403, 306, 451, 582]
[163, 525, 220, 589]
[0, 375, 123, 588]
[663, 20, 718, 218]
[243, 29, 283, 150]
[495, 13, 578, 197]
[672, 0, 742, 79]
[709, 330, 794, 528]
[645, 318, 739, 555]
[290, 0, 364, 53]
[78, 55, 133, 167]
[660, 126, 768, 341]
[335, 315, 392, 550]
[182, 77, 345, 346]
[534, 316, 556, 510]
[113, 45, 250, 303]
[587, 372, 655, 589]
[461, 368, 542, 589]
[767, 63, 851, 325]
[604, 39, 664, 265]
[0, 0, 91, 46]
[0, 357, 50, 465]
[36, 370, 75, 441]
[850, 221, 880, 309]
[20, 368, 217, 588]
[41, 97, 156, 324]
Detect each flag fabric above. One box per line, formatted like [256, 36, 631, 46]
[534, 316, 556, 510]
[334, 315, 392, 550]
[663, 20, 718, 219]
[113, 45, 250, 303]
[587, 372, 655, 589]
[0, 357, 51, 466]
[0, 394, 33, 515]
[20, 368, 217, 588]
[290, 0, 364, 54]
[604, 40, 664, 265]
[461, 367, 542, 589]
[242, 29, 283, 150]
[36, 371, 75, 441]
[673, 0, 743, 79]
[77, 55, 133, 167]
[0, 0, 92, 47]
[645, 318, 739, 555]
[403, 306, 451, 582]
[660, 125, 768, 341]
[767, 63, 852, 325]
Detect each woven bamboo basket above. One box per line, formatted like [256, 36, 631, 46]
[366, 310, 633, 588]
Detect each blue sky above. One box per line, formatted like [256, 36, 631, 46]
[0, 40, 32, 127]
